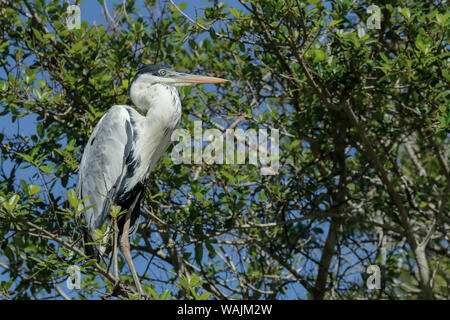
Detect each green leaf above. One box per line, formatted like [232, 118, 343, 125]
[229, 7, 240, 18]
[32, 28, 42, 41]
[28, 185, 41, 196]
[209, 27, 217, 40]
[221, 170, 236, 184]
[16, 152, 34, 163]
[198, 292, 211, 300]
[159, 289, 171, 300]
[329, 19, 342, 27]
[20, 179, 29, 195]
[401, 7, 411, 20]
[289, 140, 301, 150]
[179, 274, 188, 289]
[65, 189, 79, 210]
[3, 194, 20, 213]
[189, 274, 201, 288]
[146, 287, 159, 300]
[110, 205, 122, 218]
[39, 165, 52, 173]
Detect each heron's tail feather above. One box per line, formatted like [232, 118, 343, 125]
[82, 227, 98, 259]
[82, 227, 110, 260]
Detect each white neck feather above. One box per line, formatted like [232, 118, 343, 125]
[127, 78, 182, 184]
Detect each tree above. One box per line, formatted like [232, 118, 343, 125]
[0, 0, 448, 300]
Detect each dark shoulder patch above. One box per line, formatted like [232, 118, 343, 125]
[123, 117, 133, 162]
[113, 107, 142, 203]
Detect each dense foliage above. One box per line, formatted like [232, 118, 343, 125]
[0, 0, 448, 299]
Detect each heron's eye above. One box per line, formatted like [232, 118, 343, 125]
[159, 69, 167, 76]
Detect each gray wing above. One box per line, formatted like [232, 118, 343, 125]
[76, 105, 134, 234]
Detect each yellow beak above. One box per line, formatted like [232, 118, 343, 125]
[173, 73, 229, 85]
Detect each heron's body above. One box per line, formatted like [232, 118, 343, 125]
[77, 83, 181, 256]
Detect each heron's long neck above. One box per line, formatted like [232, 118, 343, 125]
[144, 84, 181, 127]
[131, 84, 181, 181]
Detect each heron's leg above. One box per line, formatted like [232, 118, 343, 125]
[112, 218, 119, 281]
[120, 202, 144, 297]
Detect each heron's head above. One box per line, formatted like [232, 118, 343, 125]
[129, 64, 228, 109]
